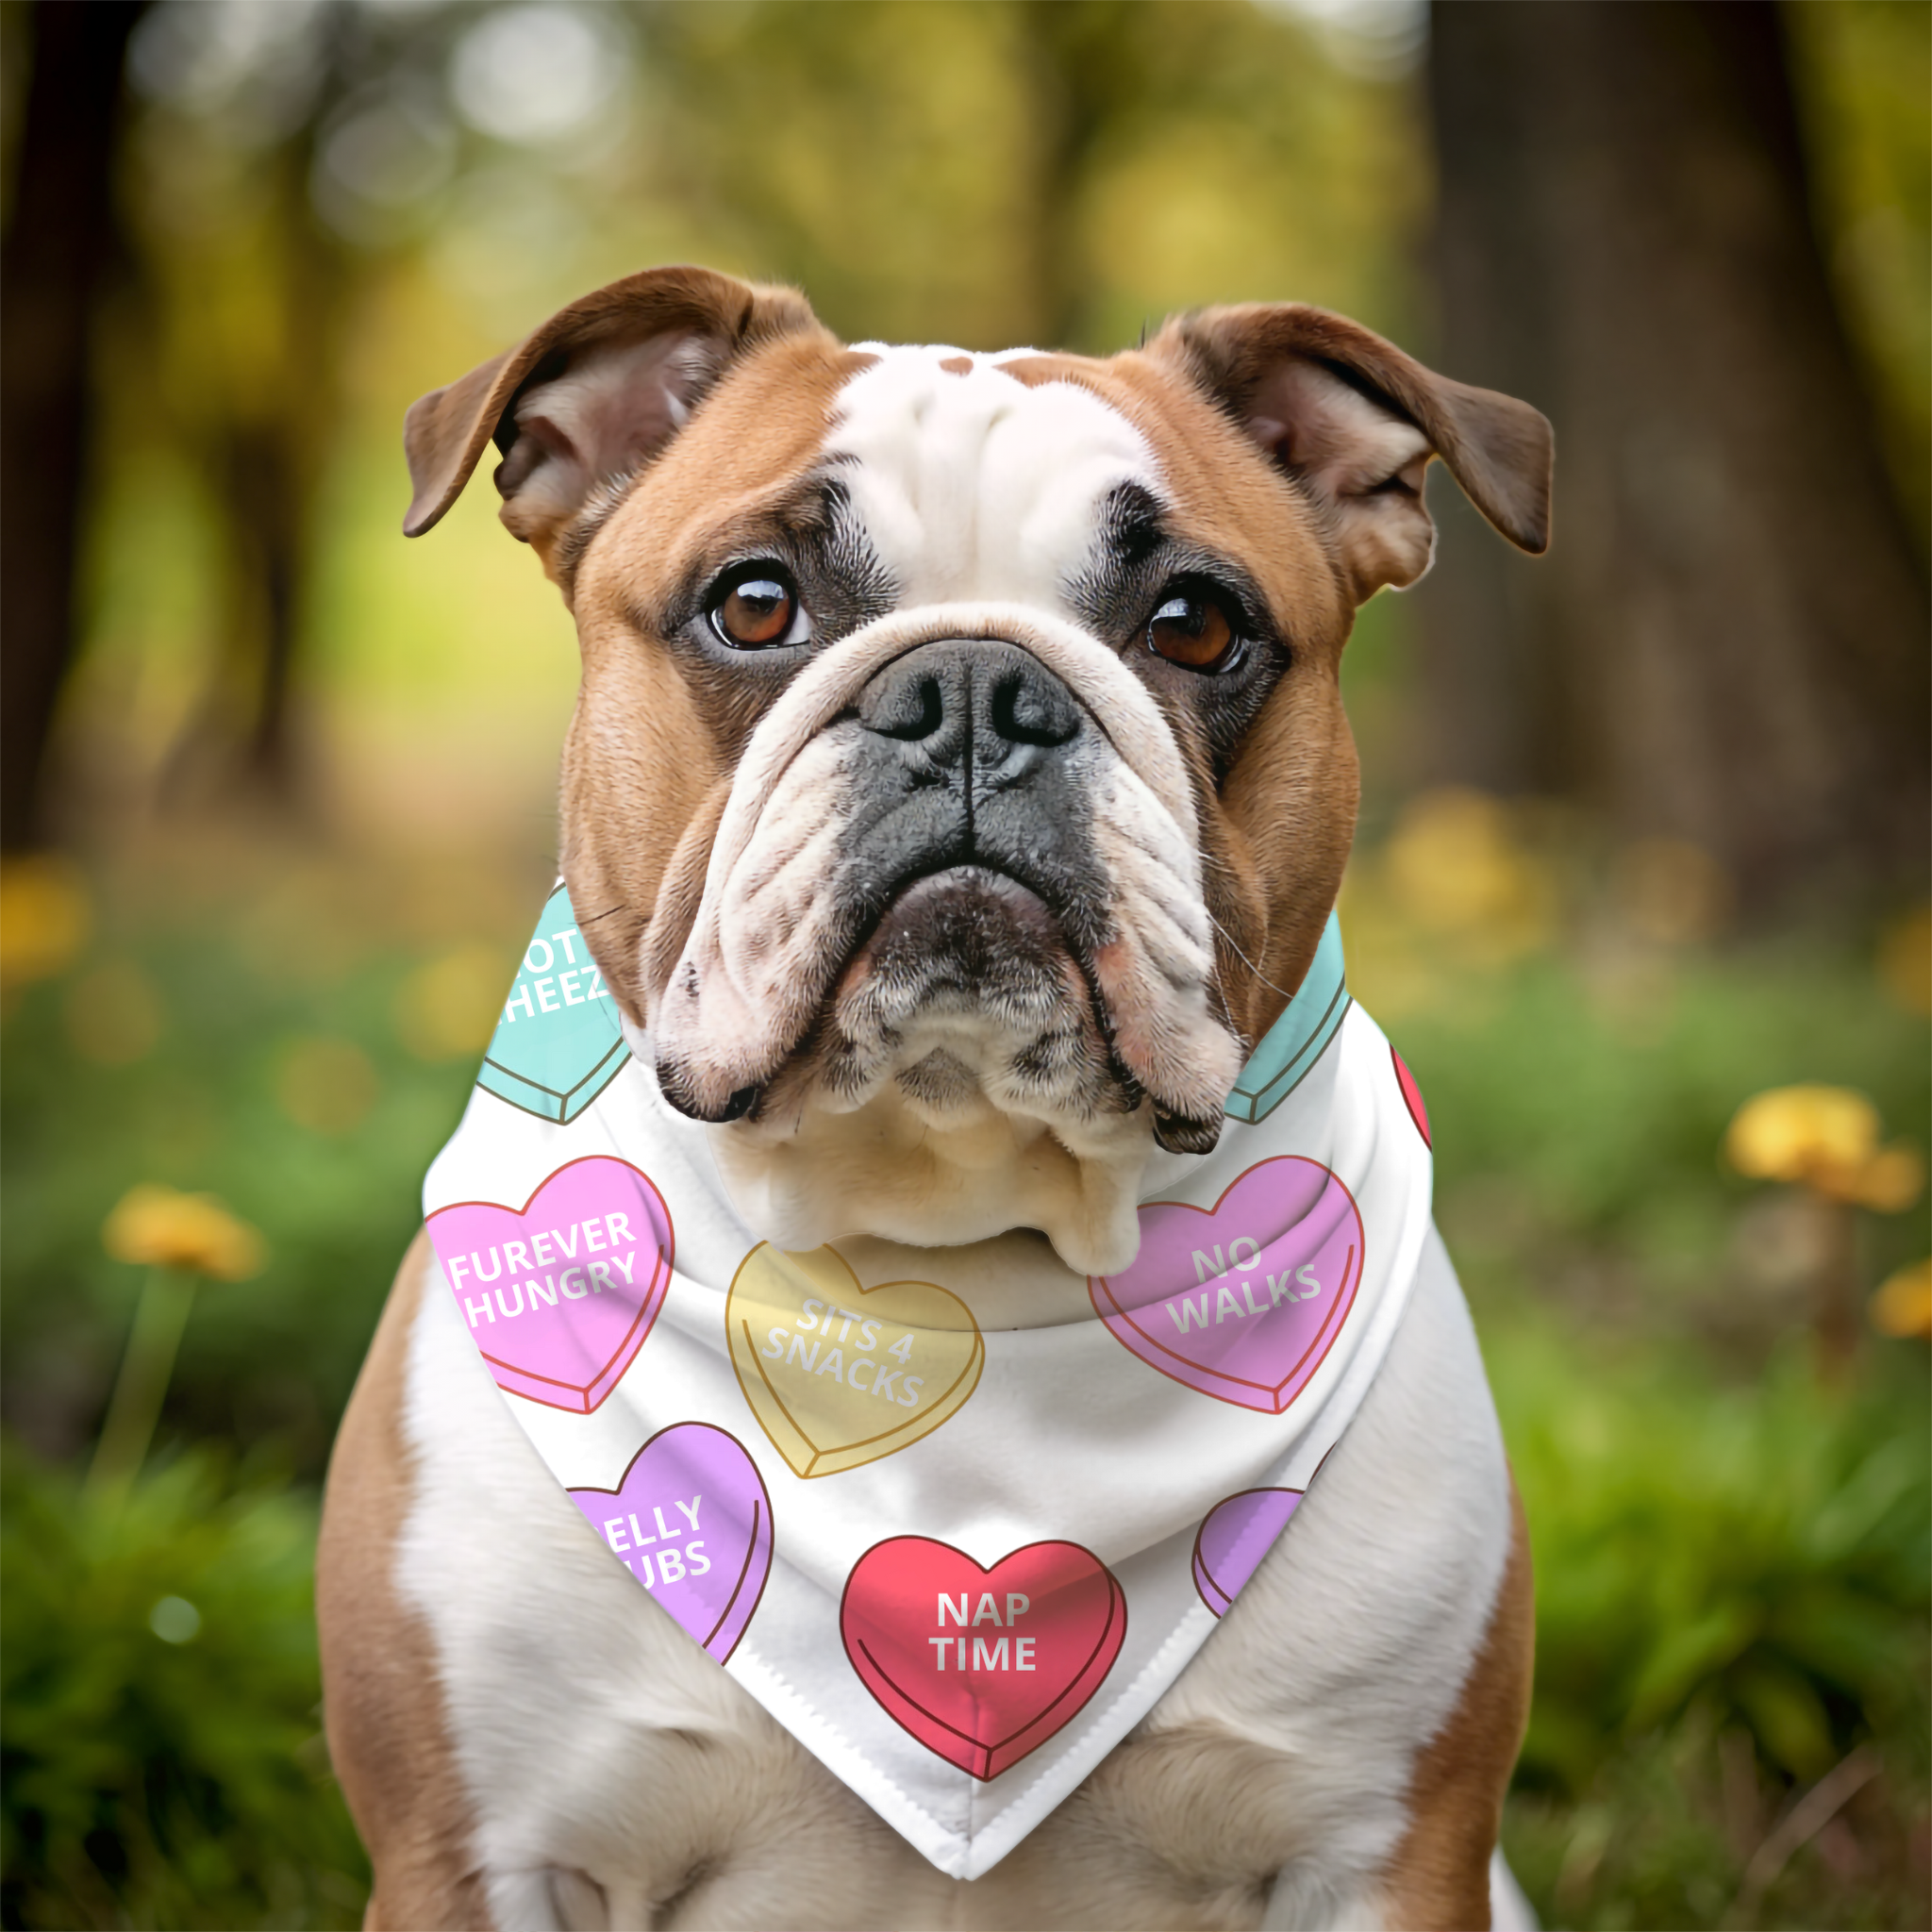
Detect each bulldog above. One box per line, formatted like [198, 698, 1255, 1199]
[317, 264, 1552, 1931]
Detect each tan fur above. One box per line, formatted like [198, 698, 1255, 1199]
[559, 332, 866, 1029]
[317, 1235, 495, 1930]
[1378, 1483, 1536, 1930]
[1084, 345, 1365, 1044]
[397, 274, 1549, 1068]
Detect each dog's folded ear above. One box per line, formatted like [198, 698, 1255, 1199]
[402, 264, 822, 563]
[1149, 304, 1553, 604]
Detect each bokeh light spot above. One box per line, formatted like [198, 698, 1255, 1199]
[0, 858, 92, 990]
[149, 1595, 203, 1644]
[393, 945, 514, 1061]
[275, 1037, 379, 1135]
[66, 960, 166, 1067]
[449, 6, 622, 147]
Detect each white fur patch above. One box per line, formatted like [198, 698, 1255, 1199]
[831, 346, 1161, 612]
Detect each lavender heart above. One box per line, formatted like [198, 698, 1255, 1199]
[570, 1423, 774, 1663]
[1192, 1487, 1303, 1618]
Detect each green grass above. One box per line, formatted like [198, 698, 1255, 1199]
[1, 1447, 367, 1930]
[0, 863, 490, 1479]
[1386, 936, 1932, 1930]
[1495, 1330, 1927, 1930]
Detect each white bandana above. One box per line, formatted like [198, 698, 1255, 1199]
[422, 885, 1433, 1879]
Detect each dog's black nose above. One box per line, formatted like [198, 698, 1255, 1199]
[858, 640, 1081, 780]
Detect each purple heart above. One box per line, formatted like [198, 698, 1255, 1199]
[1090, 1156, 1364, 1413]
[569, 1424, 774, 1663]
[1192, 1488, 1303, 1617]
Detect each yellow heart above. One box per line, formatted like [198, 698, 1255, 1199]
[726, 1243, 983, 1478]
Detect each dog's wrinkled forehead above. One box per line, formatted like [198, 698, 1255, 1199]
[829, 346, 1161, 611]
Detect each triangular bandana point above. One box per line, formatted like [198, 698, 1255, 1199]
[420, 896, 1432, 1875]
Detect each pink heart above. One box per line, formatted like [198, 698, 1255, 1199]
[841, 1538, 1126, 1782]
[1192, 1488, 1303, 1617]
[1089, 1156, 1363, 1413]
[570, 1424, 773, 1663]
[427, 1156, 674, 1413]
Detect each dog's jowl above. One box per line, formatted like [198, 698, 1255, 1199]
[318, 265, 1550, 1931]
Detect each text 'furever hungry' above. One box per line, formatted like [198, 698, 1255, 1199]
[447, 1210, 647, 1326]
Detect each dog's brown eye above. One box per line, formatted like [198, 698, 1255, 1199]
[713, 574, 800, 649]
[1147, 590, 1236, 671]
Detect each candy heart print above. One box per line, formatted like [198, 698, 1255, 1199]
[428, 1156, 673, 1413]
[570, 1424, 773, 1662]
[1191, 1488, 1303, 1617]
[1391, 1047, 1430, 1147]
[727, 1244, 983, 1477]
[1090, 1157, 1363, 1413]
[476, 882, 628, 1124]
[841, 1539, 1125, 1782]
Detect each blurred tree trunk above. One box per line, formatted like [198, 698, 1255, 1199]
[1419, 0, 1929, 911]
[1016, 0, 1131, 350]
[177, 139, 350, 800]
[0, 0, 147, 851]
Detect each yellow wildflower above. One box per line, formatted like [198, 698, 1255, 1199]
[0, 856, 90, 988]
[1841, 1144, 1927, 1214]
[1726, 1086, 1878, 1185]
[103, 1185, 265, 1281]
[1870, 1259, 1932, 1341]
[1726, 1085, 1923, 1212]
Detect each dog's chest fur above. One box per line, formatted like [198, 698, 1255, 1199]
[393, 1230, 1508, 1931]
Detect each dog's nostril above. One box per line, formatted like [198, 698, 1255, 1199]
[1153, 1108, 1223, 1157]
[658, 1063, 761, 1124]
[991, 672, 1078, 750]
[858, 640, 1080, 765]
[868, 674, 947, 743]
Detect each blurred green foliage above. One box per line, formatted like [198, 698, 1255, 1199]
[1520, 1336, 1927, 1790]
[1410, 945, 1931, 1312]
[1, 1446, 367, 1929]
[1374, 880, 1932, 1928]
[1497, 1335, 1927, 1929]
[0, 855, 511, 1473]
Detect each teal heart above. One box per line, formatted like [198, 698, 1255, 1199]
[476, 884, 629, 1124]
[1223, 910, 1349, 1125]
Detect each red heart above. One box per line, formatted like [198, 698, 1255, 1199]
[841, 1538, 1126, 1782]
[1391, 1046, 1430, 1147]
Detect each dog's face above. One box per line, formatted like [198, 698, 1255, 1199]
[407, 268, 1549, 1272]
